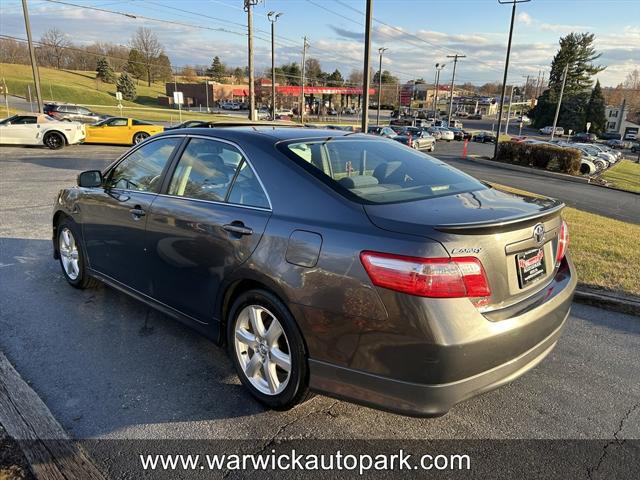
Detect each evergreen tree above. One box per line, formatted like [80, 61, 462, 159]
[116, 72, 137, 101]
[532, 32, 606, 133]
[232, 67, 244, 84]
[327, 69, 344, 86]
[207, 56, 226, 82]
[125, 48, 146, 82]
[585, 80, 606, 135]
[96, 56, 115, 83]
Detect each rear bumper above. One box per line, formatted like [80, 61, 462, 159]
[307, 256, 576, 417]
[309, 311, 567, 417]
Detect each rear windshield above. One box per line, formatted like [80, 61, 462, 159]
[279, 137, 486, 204]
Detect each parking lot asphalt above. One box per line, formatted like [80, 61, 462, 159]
[0, 143, 639, 445]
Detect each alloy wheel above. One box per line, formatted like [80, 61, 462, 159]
[233, 305, 292, 396]
[59, 227, 79, 280]
[134, 132, 149, 144]
[45, 133, 63, 149]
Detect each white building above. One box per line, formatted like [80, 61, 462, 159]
[605, 105, 628, 133]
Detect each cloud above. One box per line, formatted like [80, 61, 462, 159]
[517, 12, 533, 25]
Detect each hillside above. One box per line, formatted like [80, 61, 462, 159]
[0, 63, 232, 122]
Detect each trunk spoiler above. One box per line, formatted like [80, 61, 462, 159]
[435, 203, 565, 234]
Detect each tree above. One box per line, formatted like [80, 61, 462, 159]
[130, 27, 163, 86]
[182, 66, 197, 82]
[232, 67, 244, 84]
[125, 48, 146, 82]
[39, 28, 71, 69]
[547, 33, 605, 95]
[531, 32, 606, 132]
[207, 56, 226, 82]
[372, 70, 398, 85]
[348, 69, 363, 85]
[280, 62, 301, 85]
[585, 80, 606, 135]
[154, 53, 173, 82]
[327, 69, 344, 86]
[96, 57, 115, 83]
[0, 38, 29, 64]
[116, 72, 137, 101]
[304, 58, 322, 85]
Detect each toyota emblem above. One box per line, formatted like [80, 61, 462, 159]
[533, 223, 545, 245]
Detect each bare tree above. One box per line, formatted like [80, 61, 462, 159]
[40, 28, 71, 69]
[0, 38, 29, 64]
[130, 27, 163, 86]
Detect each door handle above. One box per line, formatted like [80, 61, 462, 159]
[129, 206, 146, 219]
[223, 223, 253, 236]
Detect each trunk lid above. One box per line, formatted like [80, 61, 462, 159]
[364, 186, 565, 309]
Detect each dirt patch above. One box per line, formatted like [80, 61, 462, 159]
[0, 424, 34, 480]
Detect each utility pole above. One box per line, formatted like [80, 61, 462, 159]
[300, 36, 309, 124]
[494, 0, 530, 159]
[522, 74, 530, 100]
[22, 0, 43, 113]
[550, 63, 569, 141]
[446, 54, 465, 125]
[376, 47, 387, 126]
[361, 0, 373, 133]
[505, 84, 515, 134]
[433, 63, 445, 118]
[267, 11, 282, 121]
[245, 0, 260, 121]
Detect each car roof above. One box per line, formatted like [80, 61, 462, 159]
[160, 126, 353, 142]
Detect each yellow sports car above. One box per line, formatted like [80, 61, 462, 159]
[84, 117, 164, 145]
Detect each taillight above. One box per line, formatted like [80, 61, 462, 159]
[360, 251, 491, 298]
[556, 220, 569, 265]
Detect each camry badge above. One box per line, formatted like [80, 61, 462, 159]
[533, 223, 545, 245]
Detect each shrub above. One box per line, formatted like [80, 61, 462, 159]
[496, 142, 581, 175]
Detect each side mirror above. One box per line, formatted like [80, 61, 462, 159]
[77, 170, 103, 188]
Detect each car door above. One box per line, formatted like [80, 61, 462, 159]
[92, 117, 129, 143]
[145, 136, 271, 323]
[0, 116, 39, 144]
[80, 136, 183, 293]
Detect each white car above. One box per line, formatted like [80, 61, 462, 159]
[624, 132, 637, 141]
[540, 126, 564, 136]
[435, 127, 454, 141]
[0, 114, 85, 149]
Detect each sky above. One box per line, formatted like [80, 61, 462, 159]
[1, 0, 639, 87]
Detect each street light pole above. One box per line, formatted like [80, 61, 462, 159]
[361, 0, 373, 133]
[446, 54, 465, 126]
[505, 84, 515, 134]
[376, 47, 387, 126]
[21, 0, 43, 113]
[267, 11, 282, 121]
[433, 63, 445, 118]
[493, 0, 530, 159]
[244, 0, 260, 121]
[550, 63, 569, 142]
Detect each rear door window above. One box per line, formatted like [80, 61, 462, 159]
[280, 138, 486, 204]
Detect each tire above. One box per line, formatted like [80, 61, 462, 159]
[132, 132, 150, 145]
[429, 144, 435, 152]
[57, 218, 98, 289]
[44, 131, 65, 150]
[227, 289, 311, 410]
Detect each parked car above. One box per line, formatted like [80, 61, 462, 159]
[473, 131, 497, 143]
[367, 125, 396, 138]
[44, 103, 108, 124]
[605, 139, 626, 149]
[467, 113, 482, 120]
[54, 127, 575, 416]
[540, 126, 565, 136]
[624, 132, 637, 141]
[433, 126, 454, 141]
[257, 108, 271, 120]
[393, 127, 436, 151]
[0, 113, 85, 149]
[448, 127, 471, 141]
[426, 127, 442, 140]
[84, 117, 164, 145]
[600, 132, 622, 141]
[631, 143, 640, 153]
[517, 115, 531, 124]
[572, 132, 598, 143]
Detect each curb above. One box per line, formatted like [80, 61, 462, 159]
[574, 287, 640, 317]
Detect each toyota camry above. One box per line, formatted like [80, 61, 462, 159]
[52, 127, 576, 416]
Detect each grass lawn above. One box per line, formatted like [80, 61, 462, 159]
[601, 159, 640, 193]
[490, 183, 640, 297]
